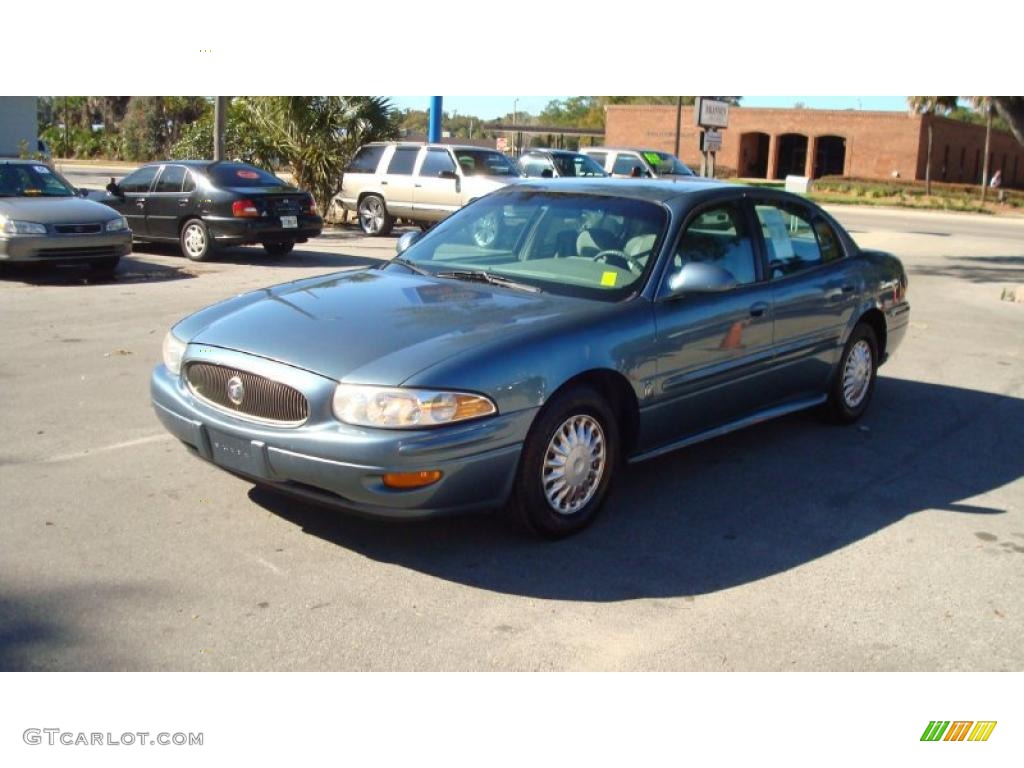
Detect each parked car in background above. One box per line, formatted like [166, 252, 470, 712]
[518, 148, 608, 178]
[152, 179, 909, 538]
[338, 142, 523, 239]
[98, 161, 322, 261]
[581, 147, 698, 179]
[0, 158, 131, 273]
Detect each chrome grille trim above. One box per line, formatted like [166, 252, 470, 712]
[184, 362, 309, 426]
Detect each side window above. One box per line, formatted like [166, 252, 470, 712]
[120, 166, 158, 194]
[521, 157, 553, 177]
[813, 218, 843, 263]
[754, 203, 829, 277]
[386, 147, 419, 175]
[612, 153, 645, 176]
[418, 149, 456, 177]
[348, 145, 385, 174]
[587, 151, 607, 169]
[670, 203, 757, 286]
[182, 170, 197, 193]
[154, 165, 186, 193]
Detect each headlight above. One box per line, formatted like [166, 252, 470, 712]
[1, 219, 47, 235]
[105, 216, 129, 232]
[162, 332, 187, 375]
[332, 385, 496, 428]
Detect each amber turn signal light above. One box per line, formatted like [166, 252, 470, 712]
[382, 470, 443, 489]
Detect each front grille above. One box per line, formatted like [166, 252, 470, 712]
[55, 223, 103, 234]
[185, 362, 309, 425]
[38, 246, 117, 258]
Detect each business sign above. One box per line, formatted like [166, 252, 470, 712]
[695, 97, 730, 129]
[496, 137, 508, 152]
[700, 129, 722, 153]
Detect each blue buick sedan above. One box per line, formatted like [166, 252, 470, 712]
[151, 179, 909, 538]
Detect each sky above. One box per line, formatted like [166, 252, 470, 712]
[389, 96, 910, 120]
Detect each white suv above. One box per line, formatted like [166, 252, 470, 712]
[338, 142, 522, 236]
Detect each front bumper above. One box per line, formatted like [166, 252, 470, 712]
[150, 351, 534, 519]
[0, 230, 132, 262]
[204, 214, 323, 246]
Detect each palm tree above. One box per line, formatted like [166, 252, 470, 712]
[237, 97, 399, 215]
[969, 97, 994, 202]
[907, 97, 958, 195]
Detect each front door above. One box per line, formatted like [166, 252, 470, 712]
[645, 200, 775, 449]
[412, 148, 462, 220]
[146, 165, 195, 240]
[112, 165, 159, 237]
[381, 146, 419, 218]
[752, 198, 860, 400]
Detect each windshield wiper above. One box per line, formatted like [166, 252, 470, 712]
[389, 256, 432, 276]
[435, 269, 541, 293]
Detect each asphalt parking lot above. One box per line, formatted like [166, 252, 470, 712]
[1, 199, 1022, 671]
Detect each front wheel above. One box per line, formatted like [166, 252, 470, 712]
[180, 219, 215, 261]
[827, 323, 879, 423]
[357, 195, 394, 236]
[263, 241, 294, 258]
[507, 386, 619, 539]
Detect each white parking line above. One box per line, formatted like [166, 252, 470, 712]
[45, 433, 174, 463]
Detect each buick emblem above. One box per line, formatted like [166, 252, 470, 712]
[226, 376, 245, 405]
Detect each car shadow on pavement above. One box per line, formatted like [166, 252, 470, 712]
[130, 240, 383, 270]
[249, 377, 1021, 602]
[910, 255, 1024, 283]
[0, 256, 198, 286]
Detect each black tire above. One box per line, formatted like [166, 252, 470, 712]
[88, 255, 121, 273]
[827, 322, 879, 423]
[357, 194, 394, 236]
[507, 386, 619, 539]
[180, 218, 215, 261]
[263, 241, 294, 258]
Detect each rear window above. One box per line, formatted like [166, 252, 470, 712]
[348, 145, 386, 174]
[207, 163, 287, 188]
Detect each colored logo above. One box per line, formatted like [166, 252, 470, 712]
[226, 376, 245, 405]
[921, 721, 997, 742]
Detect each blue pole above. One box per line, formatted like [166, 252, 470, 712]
[428, 96, 443, 143]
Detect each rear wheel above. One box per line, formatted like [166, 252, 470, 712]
[827, 322, 879, 423]
[180, 219, 215, 261]
[263, 241, 294, 258]
[507, 386, 619, 539]
[357, 195, 394, 236]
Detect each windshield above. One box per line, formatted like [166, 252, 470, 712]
[0, 163, 76, 197]
[207, 162, 290, 188]
[643, 151, 695, 176]
[552, 153, 607, 177]
[392, 190, 667, 301]
[453, 150, 521, 177]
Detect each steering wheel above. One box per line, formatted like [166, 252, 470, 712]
[593, 249, 642, 274]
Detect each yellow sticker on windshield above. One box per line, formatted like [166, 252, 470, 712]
[601, 271, 618, 287]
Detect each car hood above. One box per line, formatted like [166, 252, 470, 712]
[189, 267, 590, 385]
[0, 196, 121, 224]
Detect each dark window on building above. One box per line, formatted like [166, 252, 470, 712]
[975, 149, 982, 182]
[959, 147, 966, 179]
[418, 149, 457, 177]
[155, 165, 186, 193]
[348, 145, 386, 174]
[942, 146, 950, 181]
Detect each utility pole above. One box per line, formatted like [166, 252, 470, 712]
[512, 98, 519, 156]
[981, 99, 992, 203]
[213, 97, 228, 161]
[674, 96, 683, 158]
[63, 97, 69, 158]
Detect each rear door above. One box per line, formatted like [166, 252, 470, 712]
[146, 164, 192, 240]
[412, 148, 462, 220]
[645, 198, 775, 448]
[752, 196, 859, 399]
[381, 146, 420, 218]
[115, 165, 159, 236]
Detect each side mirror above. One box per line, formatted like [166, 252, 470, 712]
[76, 187, 89, 198]
[395, 230, 422, 255]
[105, 179, 123, 198]
[438, 170, 458, 180]
[540, 168, 554, 178]
[667, 262, 737, 295]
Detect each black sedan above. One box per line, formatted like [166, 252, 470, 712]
[98, 161, 322, 261]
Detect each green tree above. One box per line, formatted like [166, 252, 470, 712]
[120, 97, 168, 161]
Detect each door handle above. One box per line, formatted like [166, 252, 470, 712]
[828, 285, 856, 301]
[749, 301, 769, 318]
[178, 198, 189, 206]
[135, 200, 146, 209]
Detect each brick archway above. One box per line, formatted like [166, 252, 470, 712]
[775, 133, 808, 179]
[814, 135, 846, 178]
[738, 132, 770, 178]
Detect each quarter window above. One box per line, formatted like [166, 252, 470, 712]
[755, 203, 840, 277]
[387, 147, 420, 176]
[154, 165, 186, 193]
[671, 203, 757, 286]
[348, 145, 386, 174]
[119, 166, 158, 194]
[418, 149, 457, 177]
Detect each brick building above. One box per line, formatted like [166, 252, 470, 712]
[604, 105, 1024, 189]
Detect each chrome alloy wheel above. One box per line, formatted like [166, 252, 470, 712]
[542, 414, 607, 515]
[183, 223, 206, 258]
[359, 197, 385, 234]
[842, 339, 873, 408]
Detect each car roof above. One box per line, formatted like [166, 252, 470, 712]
[581, 147, 676, 155]
[362, 141, 504, 152]
[522, 148, 587, 157]
[1, 157, 53, 165]
[508, 177, 737, 203]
